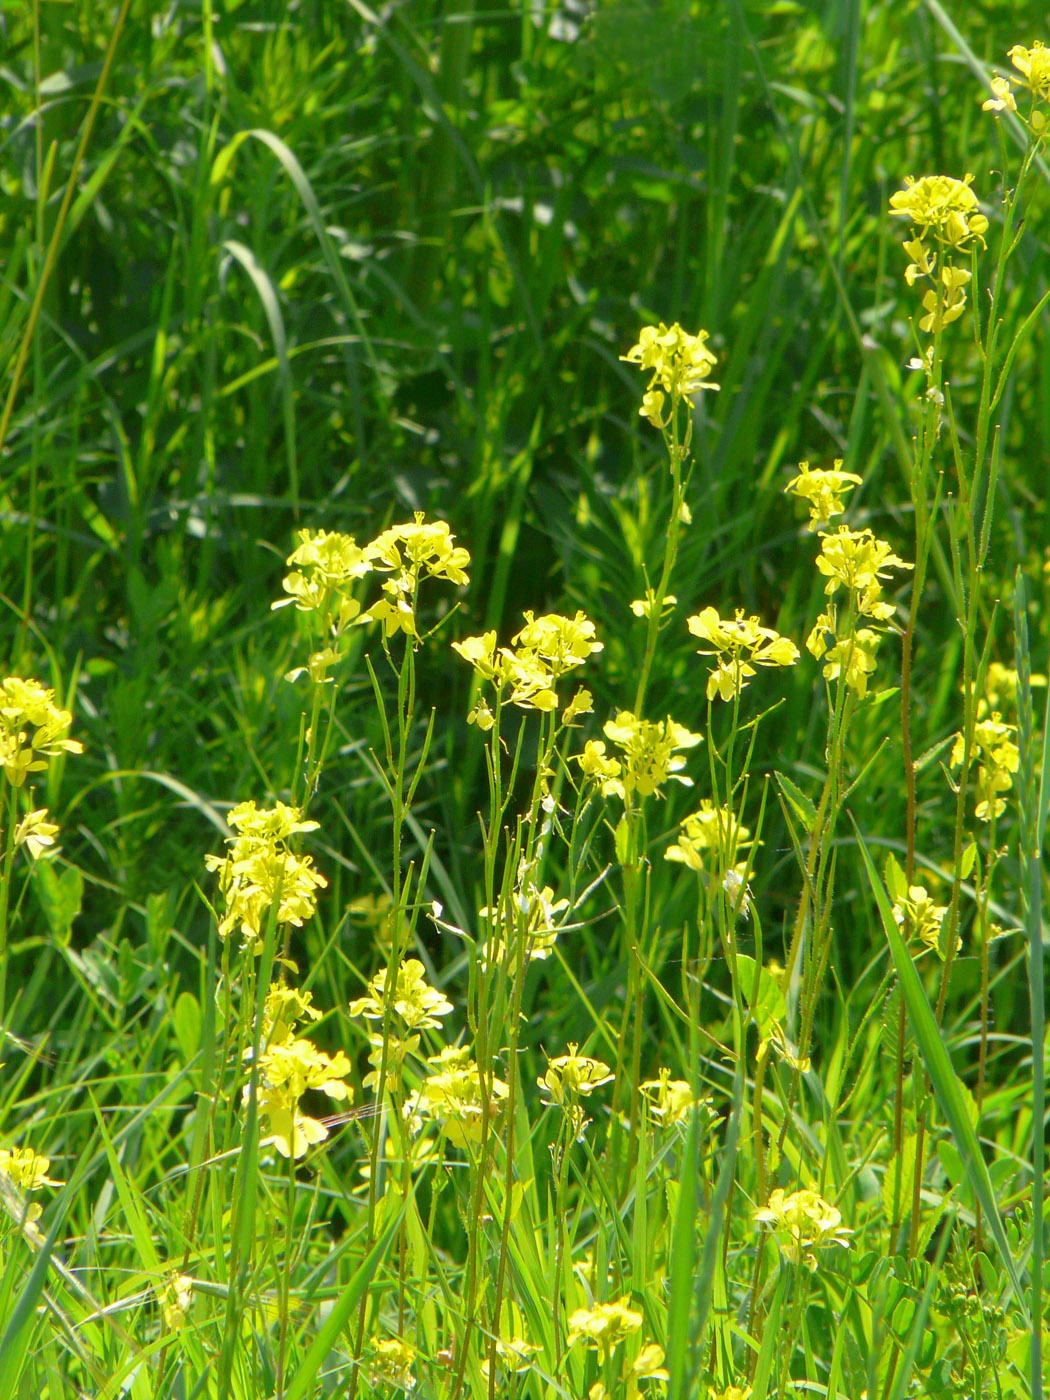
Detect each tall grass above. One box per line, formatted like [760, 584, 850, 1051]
[1, 1, 1047, 1397]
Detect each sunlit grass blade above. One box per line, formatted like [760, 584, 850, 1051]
[280, 1203, 406, 1400]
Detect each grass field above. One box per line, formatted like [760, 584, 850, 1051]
[1, 1, 1048, 1396]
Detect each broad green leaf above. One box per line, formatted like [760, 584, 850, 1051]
[736, 954, 786, 1034]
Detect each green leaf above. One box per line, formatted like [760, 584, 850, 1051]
[735, 954, 786, 1035]
[32, 862, 83, 946]
[883, 851, 908, 902]
[173, 992, 202, 1066]
[774, 769, 816, 826]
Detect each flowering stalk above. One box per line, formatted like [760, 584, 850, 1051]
[887, 64, 1050, 1265]
[611, 323, 720, 1182]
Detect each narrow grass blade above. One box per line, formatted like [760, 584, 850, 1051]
[282, 1203, 406, 1400]
[222, 238, 297, 511]
[853, 821, 1030, 1322]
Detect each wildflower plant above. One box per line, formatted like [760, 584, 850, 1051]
[5, 21, 1050, 1400]
[0, 677, 82, 1032]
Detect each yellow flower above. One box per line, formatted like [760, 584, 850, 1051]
[753, 1187, 852, 1269]
[977, 661, 1046, 717]
[158, 1272, 194, 1330]
[480, 882, 569, 968]
[481, 1335, 541, 1377]
[818, 628, 882, 697]
[260, 981, 321, 1046]
[640, 1068, 707, 1126]
[0, 1146, 62, 1191]
[918, 265, 972, 333]
[1008, 41, 1050, 100]
[893, 884, 954, 956]
[420, 1045, 509, 1147]
[365, 515, 470, 586]
[575, 738, 624, 797]
[784, 459, 863, 528]
[815, 526, 912, 597]
[982, 73, 1018, 113]
[538, 1043, 613, 1105]
[567, 1297, 643, 1357]
[665, 800, 752, 873]
[630, 590, 677, 619]
[362, 1031, 420, 1091]
[512, 610, 603, 677]
[357, 576, 418, 639]
[204, 801, 326, 952]
[639, 388, 666, 427]
[13, 808, 60, 860]
[453, 628, 558, 716]
[272, 528, 371, 617]
[632, 1343, 670, 1382]
[621, 322, 719, 400]
[600, 710, 702, 796]
[687, 607, 799, 701]
[227, 799, 319, 842]
[0, 678, 83, 788]
[889, 174, 988, 251]
[454, 612, 600, 725]
[251, 1033, 352, 1159]
[562, 687, 594, 726]
[367, 1336, 415, 1390]
[348, 957, 454, 1032]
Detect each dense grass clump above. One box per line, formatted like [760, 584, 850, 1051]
[1, 3, 1048, 1398]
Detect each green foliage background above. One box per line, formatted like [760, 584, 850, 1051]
[1, 0, 1047, 1395]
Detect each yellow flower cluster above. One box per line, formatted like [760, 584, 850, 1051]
[367, 1336, 416, 1390]
[0, 1145, 62, 1226]
[537, 1043, 613, 1106]
[892, 883, 953, 957]
[640, 1068, 707, 1127]
[204, 799, 327, 952]
[0, 677, 82, 863]
[349, 956, 453, 1030]
[361, 516, 470, 638]
[785, 459, 863, 530]
[418, 1044, 508, 1148]
[158, 1272, 194, 1331]
[951, 713, 1019, 821]
[687, 606, 799, 702]
[752, 1187, 853, 1271]
[577, 711, 701, 799]
[453, 610, 600, 730]
[975, 660, 1046, 718]
[274, 515, 470, 680]
[666, 800, 752, 873]
[481, 1333, 541, 1378]
[889, 174, 987, 332]
[349, 957, 453, 1093]
[666, 800, 755, 913]
[804, 524, 912, 697]
[0, 677, 83, 787]
[249, 983, 352, 1159]
[983, 42, 1050, 131]
[568, 1297, 668, 1398]
[621, 322, 719, 428]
